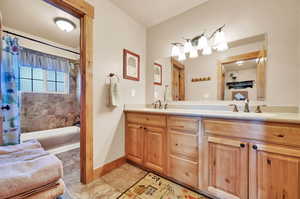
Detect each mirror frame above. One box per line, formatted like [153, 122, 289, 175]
[217, 50, 267, 101]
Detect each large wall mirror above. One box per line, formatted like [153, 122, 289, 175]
[152, 34, 267, 103]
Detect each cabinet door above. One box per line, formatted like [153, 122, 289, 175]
[249, 143, 300, 199]
[125, 123, 144, 165]
[207, 137, 248, 199]
[144, 126, 165, 173]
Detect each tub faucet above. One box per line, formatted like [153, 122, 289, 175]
[244, 99, 250, 113]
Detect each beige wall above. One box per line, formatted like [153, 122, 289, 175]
[87, 0, 146, 168]
[147, 0, 300, 106]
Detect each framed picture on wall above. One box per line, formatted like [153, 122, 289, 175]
[123, 49, 140, 81]
[154, 63, 162, 86]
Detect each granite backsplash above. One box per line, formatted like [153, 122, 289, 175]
[21, 64, 80, 133]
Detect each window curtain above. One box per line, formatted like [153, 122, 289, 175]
[20, 48, 72, 73]
[1, 36, 21, 145]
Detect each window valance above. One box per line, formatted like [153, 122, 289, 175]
[20, 48, 72, 73]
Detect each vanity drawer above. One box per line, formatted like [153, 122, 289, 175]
[203, 119, 300, 147]
[169, 132, 198, 162]
[168, 155, 198, 188]
[126, 112, 166, 127]
[167, 116, 199, 134]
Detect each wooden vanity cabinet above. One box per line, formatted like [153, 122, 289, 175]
[203, 119, 300, 199]
[206, 137, 248, 199]
[125, 112, 166, 174]
[167, 116, 200, 188]
[249, 143, 300, 199]
[144, 126, 165, 173]
[125, 123, 144, 165]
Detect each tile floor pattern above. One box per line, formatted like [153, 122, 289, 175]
[56, 148, 148, 199]
[65, 163, 147, 199]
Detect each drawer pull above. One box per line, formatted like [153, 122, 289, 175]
[173, 125, 185, 128]
[277, 134, 285, 138]
[175, 143, 179, 146]
[253, 145, 258, 150]
[240, 143, 245, 148]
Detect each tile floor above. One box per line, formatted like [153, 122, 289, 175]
[56, 148, 147, 199]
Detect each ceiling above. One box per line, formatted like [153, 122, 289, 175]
[225, 59, 258, 71]
[110, 0, 209, 27]
[0, 0, 80, 49]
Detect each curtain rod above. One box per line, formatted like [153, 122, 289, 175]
[3, 30, 80, 55]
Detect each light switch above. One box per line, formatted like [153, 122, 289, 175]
[131, 89, 136, 97]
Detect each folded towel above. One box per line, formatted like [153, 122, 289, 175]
[108, 78, 120, 107]
[7, 179, 64, 199]
[0, 140, 63, 199]
[0, 139, 41, 155]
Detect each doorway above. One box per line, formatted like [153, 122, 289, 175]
[171, 58, 185, 101]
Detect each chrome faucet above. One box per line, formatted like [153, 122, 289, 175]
[244, 99, 250, 113]
[229, 104, 239, 112]
[152, 100, 162, 109]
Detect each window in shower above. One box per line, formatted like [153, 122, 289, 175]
[19, 66, 69, 94]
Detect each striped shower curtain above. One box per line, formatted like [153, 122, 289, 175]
[0, 35, 21, 145]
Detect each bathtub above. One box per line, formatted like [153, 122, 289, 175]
[21, 126, 80, 154]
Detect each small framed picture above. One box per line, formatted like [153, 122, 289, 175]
[123, 49, 140, 81]
[153, 63, 162, 86]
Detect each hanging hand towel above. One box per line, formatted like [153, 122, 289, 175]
[109, 78, 120, 107]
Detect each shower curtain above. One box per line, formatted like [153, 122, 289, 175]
[0, 35, 21, 145]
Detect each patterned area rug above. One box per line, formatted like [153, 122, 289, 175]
[118, 173, 209, 199]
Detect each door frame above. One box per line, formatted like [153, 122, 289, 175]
[171, 58, 185, 101]
[217, 50, 266, 101]
[44, 0, 94, 184]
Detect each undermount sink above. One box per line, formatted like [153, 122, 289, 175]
[135, 108, 277, 118]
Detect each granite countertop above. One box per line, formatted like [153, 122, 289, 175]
[124, 107, 300, 124]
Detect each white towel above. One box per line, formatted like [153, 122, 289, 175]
[109, 79, 120, 107]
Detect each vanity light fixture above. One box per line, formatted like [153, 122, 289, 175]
[189, 47, 199, 58]
[178, 49, 186, 61]
[197, 35, 209, 50]
[202, 46, 212, 55]
[171, 25, 228, 58]
[183, 39, 193, 53]
[171, 43, 181, 57]
[213, 29, 228, 51]
[54, 17, 76, 32]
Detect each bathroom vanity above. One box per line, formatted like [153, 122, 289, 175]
[124, 109, 300, 199]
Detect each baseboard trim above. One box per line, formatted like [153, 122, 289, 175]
[93, 156, 126, 179]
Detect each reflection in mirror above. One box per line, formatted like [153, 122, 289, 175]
[153, 34, 267, 102]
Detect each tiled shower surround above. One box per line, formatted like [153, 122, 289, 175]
[21, 64, 80, 133]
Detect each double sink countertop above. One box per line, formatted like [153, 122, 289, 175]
[124, 106, 300, 124]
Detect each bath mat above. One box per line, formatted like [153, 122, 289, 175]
[118, 173, 210, 199]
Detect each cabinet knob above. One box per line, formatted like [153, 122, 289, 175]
[252, 145, 258, 150]
[240, 143, 245, 148]
[144, 127, 147, 130]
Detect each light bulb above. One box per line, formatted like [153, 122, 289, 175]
[216, 42, 229, 52]
[214, 30, 225, 46]
[184, 40, 193, 53]
[189, 47, 198, 58]
[171, 45, 180, 57]
[202, 46, 212, 55]
[178, 50, 186, 61]
[197, 36, 208, 50]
